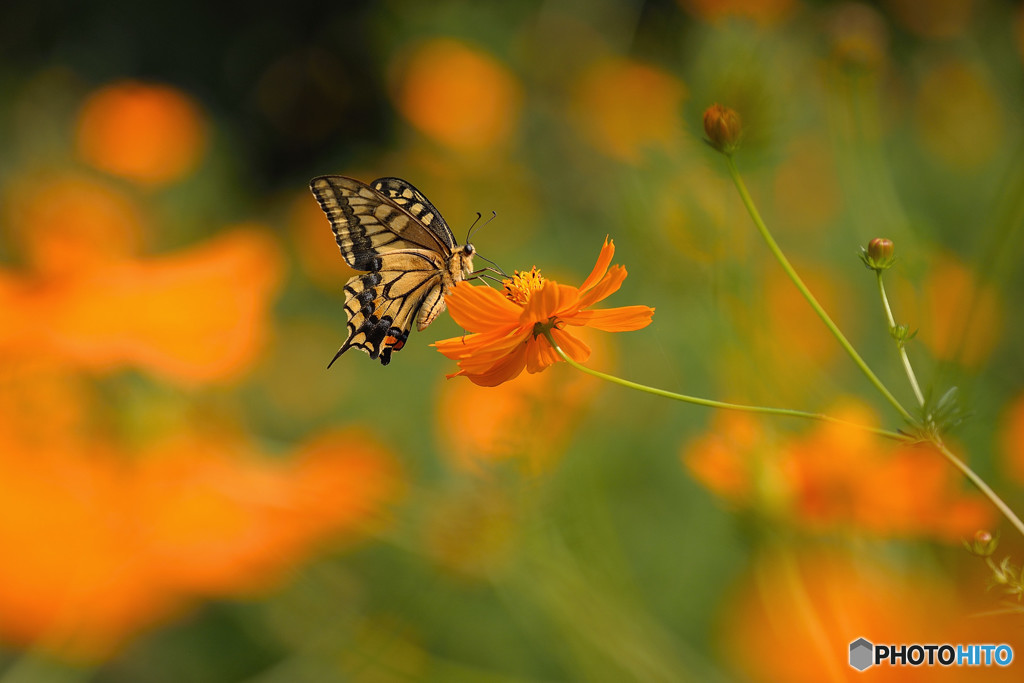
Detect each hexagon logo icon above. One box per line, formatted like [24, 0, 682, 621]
[849, 638, 874, 671]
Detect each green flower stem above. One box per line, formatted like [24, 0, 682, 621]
[724, 156, 915, 425]
[547, 330, 1024, 538]
[934, 437, 1024, 539]
[876, 272, 925, 407]
[543, 331, 906, 441]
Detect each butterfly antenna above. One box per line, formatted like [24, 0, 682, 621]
[466, 210, 497, 245]
[465, 212, 483, 242]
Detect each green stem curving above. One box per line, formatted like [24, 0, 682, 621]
[724, 156, 915, 424]
[542, 331, 906, 441]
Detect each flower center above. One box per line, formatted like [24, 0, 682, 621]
[502, 267, 545, 305]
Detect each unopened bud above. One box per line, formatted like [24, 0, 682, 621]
[859, 237, 895, 271]
[703, 104, 742, 156]
[868, 238, 893, 261]
[964, 529, 998, 557]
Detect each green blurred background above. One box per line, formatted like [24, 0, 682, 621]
[2, 0, 1024, 681]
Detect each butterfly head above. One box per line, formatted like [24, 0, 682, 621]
[454, 243, 476, 280]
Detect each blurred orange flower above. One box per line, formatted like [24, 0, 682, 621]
[433, 237, 654, 386]
[0, 218, 282, 384]
[720, 550, 1021, 683]
[76, 80, 207, 185]
[0, 407, 400, 661]
[436, 327, 614, 472]
[571, 58, 686, 163]
[393, 39, 522, 153]
[920, 255, 1002, 367]
[764, 264, 854, 369]
[4, 173, 144, 276]
[683, 402, 992, 540]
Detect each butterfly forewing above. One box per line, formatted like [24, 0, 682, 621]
[310, 176, 452, 270]
[370, 177, 457, 250]
[310, 175, 474, 367]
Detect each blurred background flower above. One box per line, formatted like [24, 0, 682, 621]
[1, 0, 1023, 680]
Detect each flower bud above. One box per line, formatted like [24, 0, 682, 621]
[859, 237, 895, 271]
[868, 237, 893, 262]
[702, 104, 742, 156]
[964, 529, 998, 557]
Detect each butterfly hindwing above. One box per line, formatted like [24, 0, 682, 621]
[332, 250, 447, 367]
[310, 175, 452, 271]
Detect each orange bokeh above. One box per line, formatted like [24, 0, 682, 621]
[0, 395, 401, 660]
[681, 412, 765, 506]
[436, 327, 614, 474]
[683, 402, 992, 540]
[720, 550, 1021, 682]
[1, 227, 282, 384]
[3, 173, 144, 276]
[393, 39, 522, 153]
[677, 0, 796, 25]
[764, 264, 854, 368]
[76, 81, 207, 185]
[999, 393, 1024, 485]
[914, 255, 1002, 367]
[570, 58, 686, 163]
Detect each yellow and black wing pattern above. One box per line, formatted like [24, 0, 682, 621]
[309, 175, 455, 367]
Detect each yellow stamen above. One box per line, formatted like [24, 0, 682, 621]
[502, 267, 545, 305]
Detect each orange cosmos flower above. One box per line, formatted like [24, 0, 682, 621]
[570, 58, 686, 163]
[393, 38, 522, 153]
[720, 550, 1022, 683]
[76, 80, 207, 186]
[683, 401, 993, 541]
[433, 237, 654, 386]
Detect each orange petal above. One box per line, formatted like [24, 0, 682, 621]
[569, 305, 655, 331]
[550, 328, 592, 363]
[578, 237, 615, 293]
[444, 282, 521, 333]
[449, 334, 531, 374]
[463, 342, 529, 386]
[576, 265, 627, 309]
[520, 281, 578, 326]
[434, 328, 528, 363]
[525, 336, 560, 373]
